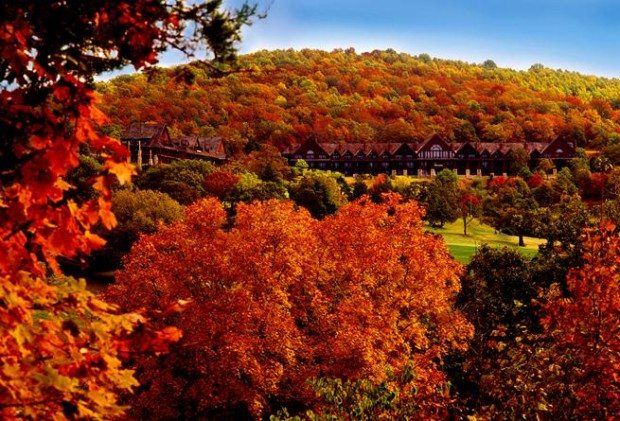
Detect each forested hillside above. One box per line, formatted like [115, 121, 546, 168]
[99, 49, 620, 153]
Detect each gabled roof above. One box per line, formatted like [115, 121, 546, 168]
[172, 136, 227, 160]
[288, 138, 328, 156]
[282, 136, 573, 161]
[477, 142, 529, 156]
[477, 143, 498, 155]
[541, 136, 576, 155]
[317, 143, 339, 155]
[280, 145, 295, 155]
[338, 143, 366, 156]
[386, 143, 406, 155]
[122, 122, 167, 141]
[525, 142, 547, 154]
[499, 143, 525, 155]
[392, 142, 417, 155]
[415, 133, 451, 153]
[453, 142, 468, 153]
[455, 142, 482, 156]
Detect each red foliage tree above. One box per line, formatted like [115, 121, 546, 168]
[591, 171, 609, 197]
[459, 191, 481, 235]
[203, 170, 240, 199]
[487, 176, 511, 192]
[527, 172, 544, 188]
[107, 195, 473, 419]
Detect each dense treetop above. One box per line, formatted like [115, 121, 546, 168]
[99, 49, 620, 152]
[107, 195, 473, 419]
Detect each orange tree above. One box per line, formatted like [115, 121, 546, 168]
[107, 195, 473, 419]
[0, 1, 256, 418]
[476, 223, 620, 419]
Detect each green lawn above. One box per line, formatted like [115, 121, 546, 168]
[427, 219, 545, 264]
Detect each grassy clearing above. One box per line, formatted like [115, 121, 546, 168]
[427, 218, 545, 264]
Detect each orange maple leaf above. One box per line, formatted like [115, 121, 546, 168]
[105, 161, 135, 185]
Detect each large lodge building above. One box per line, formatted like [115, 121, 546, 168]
[282, 133, 577, 176]
[122, 122, 577, 176]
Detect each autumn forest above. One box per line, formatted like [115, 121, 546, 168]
[99, 49, 620, 158]
[1, 1, 619, 421]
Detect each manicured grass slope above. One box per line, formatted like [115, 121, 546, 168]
[427, 219, 545, 264]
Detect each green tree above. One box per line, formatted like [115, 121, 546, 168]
[602, 143, 620, 165]
[507, 147, 530, 175]
[482, 59, 498, 69]
[536, 158, 555, 177]
[452, 246, 535, 414]
[536, 194, 589, 253]
[532, 180, 555, 207]
[293, 158, 309, 175]
[530, 195, 589, 290]
[135, 159, 215, 204]
[227, 172, 288, 204]
[551, 167, 579, 201]
[424, 170, 459, 228]
[290, 171, 348, 218]
[349, 175, 369, 201]
[483, 179, 538, 247]
[90, 189, 184, 270]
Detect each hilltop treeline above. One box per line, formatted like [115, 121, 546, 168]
[98, 49, 620, 152]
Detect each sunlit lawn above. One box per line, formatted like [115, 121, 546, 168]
[427, 218, 545, 264]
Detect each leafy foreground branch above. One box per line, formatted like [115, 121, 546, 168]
[0, 1, 257, 418]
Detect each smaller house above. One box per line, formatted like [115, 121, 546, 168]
[121, 122, 228, 167]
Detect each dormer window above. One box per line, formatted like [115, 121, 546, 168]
[429, 144, 445, 158]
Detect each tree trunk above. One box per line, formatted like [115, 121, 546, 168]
[518, 234, 525, 247]
[463, 218, 467, 236]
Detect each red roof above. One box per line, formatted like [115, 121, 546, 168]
[172, 136, 227, 160]
[121, 122, 167, 141]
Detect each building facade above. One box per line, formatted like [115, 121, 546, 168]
[121, 122, 228, 167]
[282, 133, 576, 176]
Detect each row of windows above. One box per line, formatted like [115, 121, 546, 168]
[419, 150, 454, 159]
[296, 153, 559, 161]
[297, 151, 567, 161]
[307, 161, 517, 170]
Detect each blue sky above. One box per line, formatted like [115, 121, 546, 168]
[108, 0, 620, 79]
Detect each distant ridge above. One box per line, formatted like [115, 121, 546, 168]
[98, 49, 620, 155]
